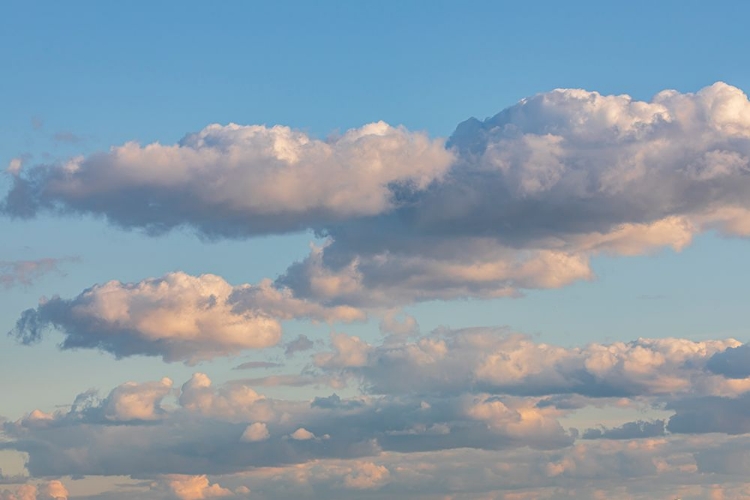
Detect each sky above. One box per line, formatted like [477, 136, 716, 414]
[2, 1, 750, 499]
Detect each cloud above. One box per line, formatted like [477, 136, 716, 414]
[232, 361, 282, 370]
[103, 378, 174, 422]
[314, 328, 742, 398]
[240, 423, 270, 442]
[706, 344, 750, 379]
[51, 132, 83, 144]
[6, 83, 750, 304]
[582, 420, 666, 440]
[0, 258, 77, 289]
[342, 462, 390, 490]
[275, 82, 750, 304]
[2, 122, 453, 237]
[8, 272, 361, 364]
[0, 481, 68, 500]
[290, 428, 316, 441]
[5, 333, 750, 493]
[667, 392, 750, 435]
[284, 334, 314, 356]
[163, 475, 232, 500]
[38, 481, 67, 500]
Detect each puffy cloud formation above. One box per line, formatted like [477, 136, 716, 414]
[277, 83, 750, 304]
[164, 475, 232, 500]
[6, 332, 750, 486]
[0, 481, 68, 500]
[9, 272, 362, 363]
[38, 482, 67, 500]
[103, 377, 173, 422]
[2, 122, 453, 236]
[240, 422, 270, 442]
[5, 83, 750, 304]
[314, 328, 744, 398]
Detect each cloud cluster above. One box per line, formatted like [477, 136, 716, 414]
[9, 272, 362, 363]
[0, 481, 68, 500]
[6, 83, 750, 305]
[5, 83, 750, 498]
[5, 331, 750, 485]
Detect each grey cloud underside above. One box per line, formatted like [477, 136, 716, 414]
[582, 419, 666, 440]
[5, 332, 750, 480]
[4, 333, 750, 499]
[6, 83, 750, 243]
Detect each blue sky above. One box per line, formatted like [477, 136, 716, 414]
[3, 2, 750, 499]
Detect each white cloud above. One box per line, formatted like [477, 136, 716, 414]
[103, 377, 173, 422]
[240, 422, 270, 442]
[290, 428, 316, 441]
[9, 272, 362, 363]
[2, 122, 453, 236]
[163, 475, 232, 500]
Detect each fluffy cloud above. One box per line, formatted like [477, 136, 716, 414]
[240, 423, 270, 442]
[7, 332, 750, 483]
[2, 122, 453, 235]
[276, 82, 750, 304]
[0, 481, 68, 500]
[103, 378, 173, 422]
[314, 328, 743, 398]
[6, 84, 750, 304]
[9, 272, 362, 363]
[163, 475, 232, 500]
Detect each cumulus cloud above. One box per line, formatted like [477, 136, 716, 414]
[8, 272, 361, 363]
[240, 423, 270, 442]
[6, 83, 750, 303]
[289, 428, 316, 441]
[103, 377, 173, 422]
[7, 332, 745, 480]
[0, 481, 68, 500]
[163, 475, 231, 500]
[38, 481, 67, 500]
[314, 327, 742, 398]
[2, 122, 453, 236]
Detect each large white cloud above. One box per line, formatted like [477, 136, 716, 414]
[9, 272, 363, 363]
[2, 122, 453, 236]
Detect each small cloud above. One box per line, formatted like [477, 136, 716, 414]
[53, 131, 84, 144]
[232, 361, 282, 370]
[285, 334, 314, 356]
[637, 294, 666, 300]
[0, 257, 78, 289]
[31, 116, 44, 130]
[290, 428, 316, 440]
